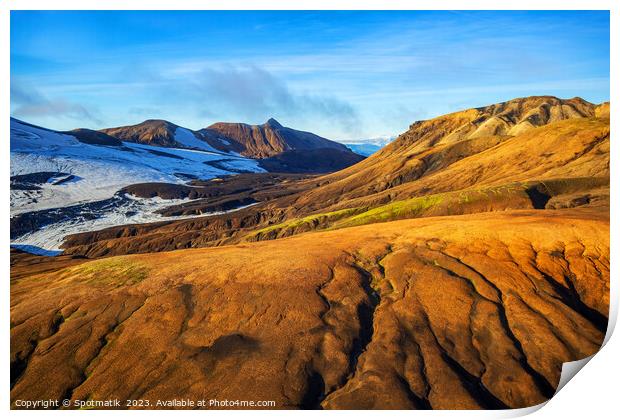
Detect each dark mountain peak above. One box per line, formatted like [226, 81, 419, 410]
[265, 118, 282, 129]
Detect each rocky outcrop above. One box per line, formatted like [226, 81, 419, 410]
[399, 96, 598, 147]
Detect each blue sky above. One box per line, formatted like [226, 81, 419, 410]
[11, 10, 610, 140]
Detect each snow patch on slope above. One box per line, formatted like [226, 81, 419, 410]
[10, 118, 265, 214]
[174, 127, 221, 153]
[11, 194, 257, 253]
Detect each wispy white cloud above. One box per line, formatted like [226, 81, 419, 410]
[11, 82, 102, 126]
[10, 11, 609, 137]
[157, 64, 361, 134]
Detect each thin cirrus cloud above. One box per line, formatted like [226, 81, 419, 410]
[10, 10, 609, 138]
[11, 83, 102, 126]
[23, 63, 363, 136]
[160, 65, 361, 132]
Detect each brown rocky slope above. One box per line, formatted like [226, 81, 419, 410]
[61, 96, 610, 257]
[101, 119, 198, 148]
[202, 117, 353, 158]
[11, 209, 609, 409]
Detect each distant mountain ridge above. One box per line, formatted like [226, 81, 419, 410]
[60, 95, 610, 257]
[280, 95, 610, 216]
[201, 118, 352, 158]
[101, 119, 221, 152]
[9, 117, 263, 215]
[100, 117, 358, 156]
[396, 96, 606, 149]
[99, 117, 364, 172]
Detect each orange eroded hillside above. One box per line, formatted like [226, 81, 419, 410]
[11, 209, 608, 409]
[60, 96, 609, 257]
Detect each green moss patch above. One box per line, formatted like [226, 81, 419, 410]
[244, 176, 608, 243]
[66, 257, 148, 287]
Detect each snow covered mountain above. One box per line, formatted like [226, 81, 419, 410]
[10, 117, 263, 214]
[10, 117, 368, 254]
[104, 118, 365, 171]
[10, 117, 264, 253]
[101, 119, 227, 152]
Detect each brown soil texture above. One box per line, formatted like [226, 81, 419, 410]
[10, 249, 88, 282]
[122, 173, 309, 200]
[120, 173, 310, 217]
[11, 209, 609, 409]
